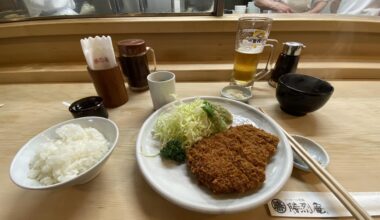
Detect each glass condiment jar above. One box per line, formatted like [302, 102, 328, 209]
[269, 42, 305, 87]
[118, 39, 157, 91]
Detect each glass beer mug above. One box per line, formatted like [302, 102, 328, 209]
[231, 17, 277, 87]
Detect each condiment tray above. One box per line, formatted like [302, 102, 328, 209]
[221, 85, 252, 103]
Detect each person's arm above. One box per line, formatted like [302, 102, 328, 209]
[307, 0, 329, 13]
[330, 0, 340, 13]
[254, 0, 294, 13]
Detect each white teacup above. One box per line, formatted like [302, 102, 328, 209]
[234, 5, 247, 14]
[147, 71, 176, 110]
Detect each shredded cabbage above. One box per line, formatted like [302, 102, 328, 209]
[153, 99, 232, 148]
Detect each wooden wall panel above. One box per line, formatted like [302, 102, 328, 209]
[0, 15, 379, 83]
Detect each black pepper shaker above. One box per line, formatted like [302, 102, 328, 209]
[269, 42, 305, 87]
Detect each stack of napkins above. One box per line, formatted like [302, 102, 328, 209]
[80, 36, 117, 70]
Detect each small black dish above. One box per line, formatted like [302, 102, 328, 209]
[69, 96, 108, 118]
[276, 73, 334, 116]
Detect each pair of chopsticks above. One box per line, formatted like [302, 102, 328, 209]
[259, 108, 373, 220]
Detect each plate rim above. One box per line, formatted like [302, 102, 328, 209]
[136, 96, 293, 213]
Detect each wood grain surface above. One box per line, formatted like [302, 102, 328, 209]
[0, 81, 379, 220]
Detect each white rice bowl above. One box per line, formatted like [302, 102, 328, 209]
[10, 117, 119, 190]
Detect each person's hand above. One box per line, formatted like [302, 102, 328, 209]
[272, 2, 294, 13]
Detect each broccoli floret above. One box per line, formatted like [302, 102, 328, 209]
[160, 140, 186, 163]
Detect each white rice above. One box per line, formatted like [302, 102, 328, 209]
[28, 123, 109, 185]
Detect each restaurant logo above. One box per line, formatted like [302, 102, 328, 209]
[271, 199, 286, 213]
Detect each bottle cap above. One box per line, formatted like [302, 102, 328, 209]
[117, 39, 147, 57]
[282, 42, 305, 56]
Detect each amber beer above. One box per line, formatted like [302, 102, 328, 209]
[232, 17, 276, 86]
[232, 47, 263, 86]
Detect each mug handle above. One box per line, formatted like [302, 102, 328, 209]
[255, 39, 278, 81]
[146, 47, 157, 72]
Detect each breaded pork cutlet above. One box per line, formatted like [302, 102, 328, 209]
[187, 124, 279, 194]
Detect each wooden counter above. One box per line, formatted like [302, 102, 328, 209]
[0, 81, 379, 220]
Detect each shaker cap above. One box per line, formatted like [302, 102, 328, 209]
[117, 39, 147, 56]
[282, 42, 305, 56]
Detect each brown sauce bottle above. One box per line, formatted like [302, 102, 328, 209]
[118, 39, 156, 91]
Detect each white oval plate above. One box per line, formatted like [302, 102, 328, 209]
[136, 96, 293, 214]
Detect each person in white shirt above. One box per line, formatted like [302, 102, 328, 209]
[254, 0, 330, 13]
[23, 0, 77, 17]
[331, 0, 380, 16]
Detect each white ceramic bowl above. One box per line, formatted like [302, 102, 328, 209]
[10, 117, 119, 190]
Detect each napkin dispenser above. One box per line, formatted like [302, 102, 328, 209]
[81, 36, 128, 108]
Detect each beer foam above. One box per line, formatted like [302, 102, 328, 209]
[237, 43, 264, 54]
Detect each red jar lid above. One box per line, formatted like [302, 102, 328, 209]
[117, 39, 146, 57]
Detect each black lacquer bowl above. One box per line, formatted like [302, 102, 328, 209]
[276, 73, 334, 116]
